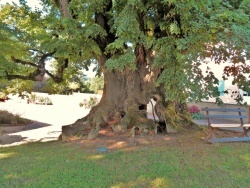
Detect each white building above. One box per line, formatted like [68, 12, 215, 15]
[200, 59, 250, 104]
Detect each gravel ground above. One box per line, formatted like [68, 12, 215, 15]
[0, 93, 101, 147]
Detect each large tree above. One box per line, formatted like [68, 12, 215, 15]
[0, 0, 249, 139]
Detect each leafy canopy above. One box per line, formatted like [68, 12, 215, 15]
[0, 0, 249, 102]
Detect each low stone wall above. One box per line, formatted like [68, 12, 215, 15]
[188, 102, 250, 123]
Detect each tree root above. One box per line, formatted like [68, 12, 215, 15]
[130, 118, 158, 137]
[60, 96, 190, 141]
[61, 120, 91, 140]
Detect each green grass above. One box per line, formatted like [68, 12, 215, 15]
[0, 141, 249, 188]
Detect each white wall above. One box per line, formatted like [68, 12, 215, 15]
[200, 59, 250, 104]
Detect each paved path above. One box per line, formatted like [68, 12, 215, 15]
[0, 93, 93, 147]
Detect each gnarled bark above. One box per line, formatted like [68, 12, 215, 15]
[61, 60, 193, 140]
[55, 0, 193, 140]
[61, 49, 162, 140]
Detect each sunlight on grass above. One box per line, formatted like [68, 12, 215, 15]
[4, 173, 19, 179]
[240, 154, 250, 167]
[0, 152, 17, 159]
[111, 177, 169, 188]
[0, 141, 250, 187]
[108, 141, 127, 149]
[120, 146, 138, 152]
[86, 154, 104, 160]
[151, 177, 169, 187]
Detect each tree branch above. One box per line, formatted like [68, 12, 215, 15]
[6, 71, 43, 82]
[11, 57, 38, 68]
[44, 59, 68, 83]
[45, 70, 63, 82]
[52, 0, 71, 18]
[94, 0, 116, 53]
[29, 49, 45, 55]
[8, 51, 58, 82]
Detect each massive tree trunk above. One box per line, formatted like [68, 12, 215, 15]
[54, 0, 192, 140]
[61, 47, 192, 140]
[61, 48, 163, 140]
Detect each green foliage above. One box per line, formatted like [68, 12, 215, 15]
[89, 76, 104, 94]
[154, 0, 250, 102]
[190, 112, 203, 120]
[106, 51, 136, 71]
[0, 0, 249, 103]
[81, 81, 94, 94]
[162, 101, 192, 129]
[0, 92, 8, 100]
[41, 74, 89, 94]
[1, 80, 34, 98]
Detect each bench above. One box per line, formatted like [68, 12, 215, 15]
[201, 107, 250, 143]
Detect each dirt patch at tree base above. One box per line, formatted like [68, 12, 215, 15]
[67, 126, 206, 152]
[64, 125, 250, 154]
[1, 124, 247, 148]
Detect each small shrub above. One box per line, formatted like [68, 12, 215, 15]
[189, 105, 203, 120]
[0, 110, 32, 125]
[43, 97, 53, 105]
[27, 94, 37, 104]
[27, 94, 53, 105]
[79, 97, 99, 108]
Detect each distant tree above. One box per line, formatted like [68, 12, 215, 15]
[90, 76, 104, 94]
[0, 0, 249, 139]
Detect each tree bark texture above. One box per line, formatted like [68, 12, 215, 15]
[53, 0, 193, 140]
[61, 49, 164, 140]
[61, 53, 192, 139]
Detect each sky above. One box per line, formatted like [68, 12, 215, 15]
[0, 0, 42, 9]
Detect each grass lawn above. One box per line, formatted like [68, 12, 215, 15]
[0, 135, 249, 188]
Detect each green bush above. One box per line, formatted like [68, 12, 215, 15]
[42, 76, 91, 94]
[190, 112, 203, 120]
